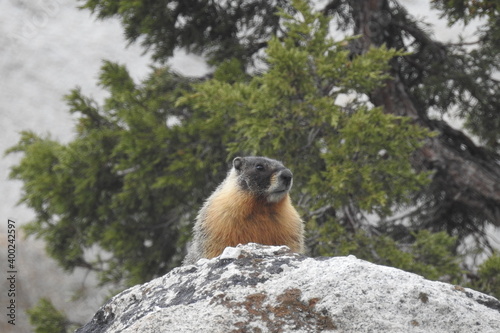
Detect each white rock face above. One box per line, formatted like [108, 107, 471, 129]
[77, 244, 500, 333]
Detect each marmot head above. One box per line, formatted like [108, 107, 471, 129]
[232, 156, 293, 203]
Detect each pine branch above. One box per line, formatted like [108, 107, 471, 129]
[349, 0, 500, 232]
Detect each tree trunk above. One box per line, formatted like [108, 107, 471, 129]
[348, 0, 500, 233]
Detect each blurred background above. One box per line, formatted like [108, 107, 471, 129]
[1, 0, 497, 332]
[1, 1, 208, 331]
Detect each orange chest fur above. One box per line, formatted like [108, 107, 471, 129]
[203, 188, 301, 258]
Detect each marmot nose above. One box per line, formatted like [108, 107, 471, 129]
[279, 169, 293, 186]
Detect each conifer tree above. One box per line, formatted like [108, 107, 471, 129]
[79, 0, 500, 241]
[8, 6, 500, 332]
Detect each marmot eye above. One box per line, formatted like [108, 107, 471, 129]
[255, 164, 265, 171]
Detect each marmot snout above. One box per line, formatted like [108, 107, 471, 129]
[183, 156, 304, 265]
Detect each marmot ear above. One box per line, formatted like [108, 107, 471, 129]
[233, 157, 243, 170]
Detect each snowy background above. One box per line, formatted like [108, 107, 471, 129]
[0, 0, 486, 331]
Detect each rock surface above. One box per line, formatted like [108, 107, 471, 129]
[76, 243, 500, 333]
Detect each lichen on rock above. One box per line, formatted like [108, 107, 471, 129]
[77, 243, 500, 333]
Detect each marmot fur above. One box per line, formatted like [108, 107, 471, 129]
[183, 156, 304, 265]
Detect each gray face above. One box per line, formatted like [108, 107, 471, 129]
[233, 156, 293, 202]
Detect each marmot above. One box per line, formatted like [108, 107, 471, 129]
[183, 156, 304, 265]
